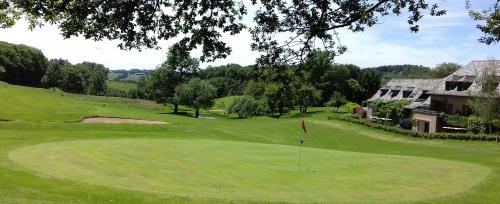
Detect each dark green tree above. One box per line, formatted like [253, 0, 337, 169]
[428, 62, 461, 78]
[299, 50, 332, 88]
[326, 92, 347, 112]
[227, 96, 263, 118]
[146, 46, 200, 113]
[42, 59, 71, 89]
[358, 68, 382, 101]
[320, 65, 350, 103]
[0, 41, 48, 87]
[175, 78, 216, 118]
[296, 84, 322, 114]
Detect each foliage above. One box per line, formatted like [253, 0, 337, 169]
[227, 96, 264, 118]
[428, 62, 461, 78]
[399, 118, 413, 130]
[371, 100, 411, 121]
[328, 114, 500, 142]
[358, 68, 382, 101]
[298, 50, 332, 89]
[467, 0, 500, 45]
[263, 82, 293, 117]
[320, 65, 351, 103]
[369, 64, 431, 84]
[470, 62, 500, 133]
[146, 47, 200, 112]
[175, 78, 216, 118]
[42, 59, 71, 88]
[8, 1, 443, 64]
[199, 64, 256, 97]
[325, 92, 347, 112]
[295, 84, 322, 114]
[0, 41, 48, 87]
[243, 80, 265, 98]
[56, 62, 108, 95]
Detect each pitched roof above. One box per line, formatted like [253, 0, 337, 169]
[428, 60, 500, 97]
[367, 79, 441, 109]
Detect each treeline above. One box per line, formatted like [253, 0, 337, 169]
[145, 49, 383, 118]
[368, 63, 461, 84]
[0, 41, 108, 95]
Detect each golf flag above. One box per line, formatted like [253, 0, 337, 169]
[301, 120, 307, 134]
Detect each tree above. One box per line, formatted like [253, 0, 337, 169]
[325, 92, 347, 112]
[244, 80, 266, 98]
[263, 82, 293, 117]
[59, 66, 84, 93]
[227, 96, 263, 118]
[146, 46, 200, 113]
[296, 84, 322, 114]
[358, 68, 382, 101]
[299, 50, 333, 88]
[42, 59, 71, 88]
[5, 1, 444, 64]
[320, 65, 350, 103]
[175, 78, 216, 118]
[74, 62, 108, 95]
[470, 61, 500, 133]
[346, 79, 364, 103]
[0, 41, 48, 87]
[146, 67, 177, 105]
[467, 0, 500, 45]
[428, 62, 461, 78]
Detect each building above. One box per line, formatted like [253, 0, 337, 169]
[366, 60, 500, 133]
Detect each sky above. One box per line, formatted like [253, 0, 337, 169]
[0, 1, 499, 70]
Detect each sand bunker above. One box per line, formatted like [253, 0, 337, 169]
[82, 117, 167, 125]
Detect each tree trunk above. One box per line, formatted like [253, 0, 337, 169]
[195, 107, 200, 118]
[174, 103, 178, 113]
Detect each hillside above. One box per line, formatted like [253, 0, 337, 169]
[0, 82, 163, 122]
[367, 64, 431, 84]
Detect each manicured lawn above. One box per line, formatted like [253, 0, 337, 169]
[0, 82, 500, 203]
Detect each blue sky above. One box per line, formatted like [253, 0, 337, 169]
[0, 0, 498, 70]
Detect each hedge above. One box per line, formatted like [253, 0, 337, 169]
[328, 114, 500, 142]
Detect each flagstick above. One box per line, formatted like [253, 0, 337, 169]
[298, 140, 303, 170]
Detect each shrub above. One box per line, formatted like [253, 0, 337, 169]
[227, 96, 263, 118]
[399, 118, 413, 130]
[328, 114, 499, 142]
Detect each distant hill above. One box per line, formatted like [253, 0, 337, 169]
[367, 65, 431, 84]
[108, 69, 151, 82]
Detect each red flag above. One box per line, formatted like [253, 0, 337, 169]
[301, 120, 307, 134]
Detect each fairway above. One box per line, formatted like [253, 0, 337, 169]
[9, 139, 490, 203]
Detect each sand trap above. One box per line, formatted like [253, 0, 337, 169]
[82, 117, 167, 125]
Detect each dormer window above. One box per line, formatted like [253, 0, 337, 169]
[390, 90, 400, 98]
[416, 90, 430, 101]
[380, 89, 388, 97]
[403, 87, 414, 98]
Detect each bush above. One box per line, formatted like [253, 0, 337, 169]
[399, 118, 412, 130]
[227, 96, 263, 118]
[328, 114, 499, 142]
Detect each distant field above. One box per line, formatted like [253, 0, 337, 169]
[0, 81, 500, 204]
[107, 80, 137, 91]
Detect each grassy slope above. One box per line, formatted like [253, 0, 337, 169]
[106, 80, 137, 92]
[0, 82, 500, 203]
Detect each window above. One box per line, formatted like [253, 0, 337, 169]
[416, 90, 430, 101]
[380, 89, 388, 97]
[390, 90, 400, 98]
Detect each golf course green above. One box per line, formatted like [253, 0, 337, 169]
[9, 139, 489, 203]
[1, 82, 500, 203]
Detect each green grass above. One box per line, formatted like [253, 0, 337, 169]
[1, 82, 500, 203]
[106, 80, 137, 91]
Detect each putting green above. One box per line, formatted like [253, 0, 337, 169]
[9, 139, 490, 203]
